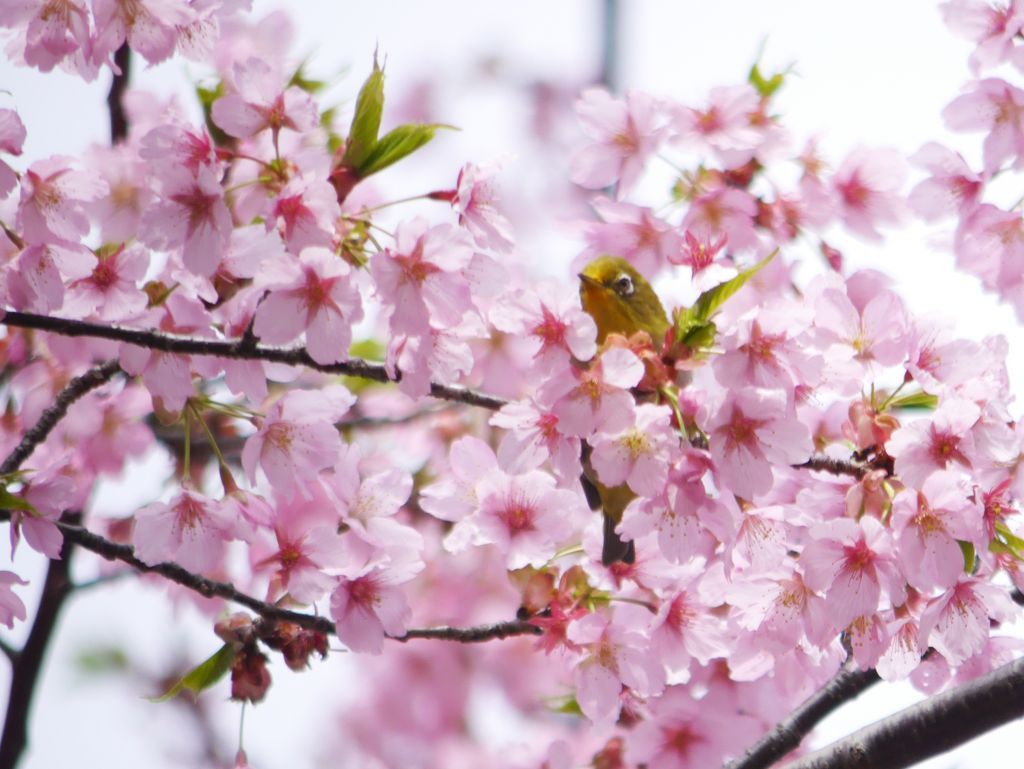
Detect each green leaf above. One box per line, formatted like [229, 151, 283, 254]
[151, 644, 235, 703]
[672, 250, 776, 349]
[76, 646, 129, 674]
[549, 695, 583, 716]
[691, 249, 777, 324]
[748, 61, 785, 98]
[342, 58, 386, 171]
[889, 391, 939, 410]
[356, 123, 451, 177]
[196, 81, 230, 147]
[0, 486, 35, 513]
[996, 521, 1024, 554]
[959, 540, 977, 574]
[289, 61, 328, 94]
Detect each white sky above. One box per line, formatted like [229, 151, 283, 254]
[2, 1, 1024, 768]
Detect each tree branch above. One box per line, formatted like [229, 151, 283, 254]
[726, 659, 880, 769]
[106, 44, 132, 144]
[782, 656, 1024, 769]
[0, 312, 506, 411]
[796, 455, 868, 479]
[0, 359, 120, 475]
[0, 517, 77, 769]
[53, 521, 540, 644]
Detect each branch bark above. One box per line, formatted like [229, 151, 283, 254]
[53, 521, 540, 644]
[0, 312, 506, 411]
[726, 659, 880, 769]
[106, 44, 132, 143]
[0, 359, 120, 475]
[782, 656, 1024, 769]
[0, 518, 77, 769]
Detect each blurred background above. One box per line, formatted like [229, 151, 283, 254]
[3, 1, 1023, 767]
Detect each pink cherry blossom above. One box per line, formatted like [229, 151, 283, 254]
[619, 452, 726, 563]
[419, 435, 497, 524]
[253, 481, 345, 604]
[707, 388, 812, 500]
[491, 398, 582, 483]
[941, 0, 1024, 72]
[92, 0, 195, 67]
[907, 142, 984, 221]
[139, 123, 218, 176]
[18, 156, 108, 244]
[330, 564, 413, 654]
[269, 174, 341, 253]
[0, 0, 91, 74]
[241, 385, 354, 498]
[61, 381, 153, 475]
[118, 292, 217, 412]
[385, 320, 478, 399]
[730, 566, 826, 655]
[545, 347, 643, 438]
[624, 685, 761, 769]
[648, 579, 729, 674]
[578, 199, 682, 276]
[133, 487, 238, 574]
[814, 285, 910, 377]
[877, 614, 927, 681]
[0, 108, 26, 198]
[141, 164, 232, 276]
[8, 460, 75, 559]
[212, 57, 318, 141]
[64, 243, 149, 321]
[714, 305, 821, 392]
[668, 229, 733, 289]
[801, 516, 906, 632]
[447, 161, 514, 253]
[489, 282, 597, 372]
[372, 218, 475, 336]
[672, 83, 763, 166]
[0, 572, 27, 629]
[887, 399, 980, 489]
[252, 247, 364, 365]
[682, 184, 760, 252]
[460, 468, 581, 569]
[943, 78, 1024, 172]
[953, 202, 1024, 294]
[831, 147, 906, 241]
[919, 577, 1018, 664]
[4, 241, 96, 313]
[567, 611, 666, 726]
[906, 320, 988, 394]
[591, 404, 678, 497]
[569, 88, 666, 197]
[892, 471, 984, 591]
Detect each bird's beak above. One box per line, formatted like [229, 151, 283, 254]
[578, 272, 601, 288]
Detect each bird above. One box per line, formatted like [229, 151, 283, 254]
[578, 256, 670, 565]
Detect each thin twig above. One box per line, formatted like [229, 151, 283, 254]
[782, 656, 1024, 769]
[1, 312, 506, 411]
[726, 658, 880, 769]
[0, 359, 120, 475]
[53, 521, 540, 644]
[397, 620, 541, 643]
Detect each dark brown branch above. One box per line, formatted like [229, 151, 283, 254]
[1, 312, 506, 411]
[54, 521, 540, 645]
[0, 359, 120, 475]
[782, 656, 1024, 769]
[107, 44, 132, 143]
[0, 517, 77, 769]
[726, 659, 880, 769]
[397, 619, 541, 643]
[795, 455, 867, 479]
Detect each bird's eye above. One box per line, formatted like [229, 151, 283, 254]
[613, 273, 635, 297]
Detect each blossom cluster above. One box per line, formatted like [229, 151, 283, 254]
[0, 2, 1023, 769]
